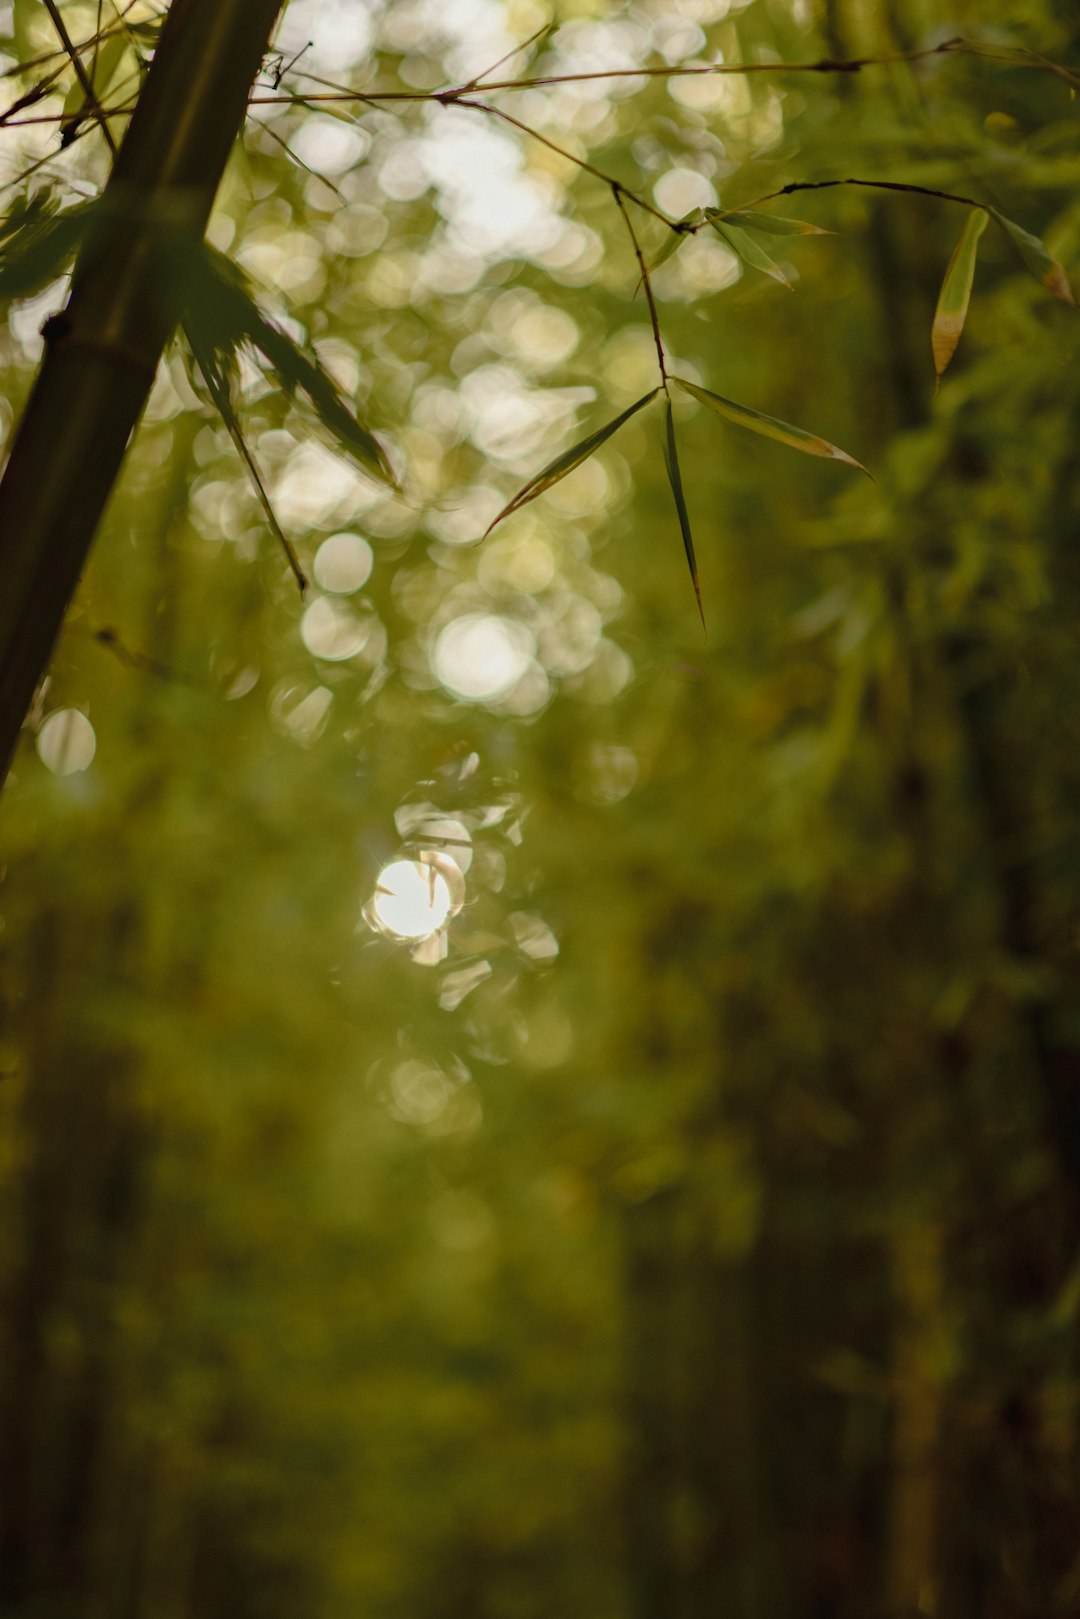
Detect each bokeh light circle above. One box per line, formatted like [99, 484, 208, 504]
[370, 860, 453, 940]
[313, 532, 373, 594]
[432, 613, 534, 703]
[36, 709, 96, 775]
[301, 596, 369, 661]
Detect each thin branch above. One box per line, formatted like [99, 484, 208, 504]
[612, 185, 668, 389]
[247, 37, 965, 109]
[0, 0, 144, 80]
[42, 0, 119, 155]
[84, 623, 201, 687]
[747, 176, 986, 213]
[0, 100, 137, 129]
[460, 21, 557, 92]
[253, 111, 345, 201]
[454, 97, 672, 228]
[460, 37, 966, 92]
[247, 33, 1080, 110]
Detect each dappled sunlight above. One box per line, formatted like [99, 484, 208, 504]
[300, 596, 379, 662]
[366, 854, 465, 943]
[312, 532, 374, 594]
[35, 709, 95, 775]
[432, 612, 535, 704]
[5, 1, 1079, 1616]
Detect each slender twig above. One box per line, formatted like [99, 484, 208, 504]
[253, 111, 345, 202]
[612, 185, 668, 389]
[748, 176, 985, 214]
[460, 37, 966, 92]
[453, 96, 672, 227]
[460, 21, 556, 92]
[42, 0, 119, 155]
[247, 33, 1080, 111]
[0, 102, 137, 129]
[92, 1, 105, 83]
[246, 37, 966, 110]
[84, 623, 202, 687]
[0, 1, 143, 80]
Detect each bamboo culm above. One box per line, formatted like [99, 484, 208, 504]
[0, 0, 284, 784]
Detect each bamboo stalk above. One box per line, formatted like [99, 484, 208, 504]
[0, 0, 284, 783]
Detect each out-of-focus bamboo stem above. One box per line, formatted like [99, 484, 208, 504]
[0, 0, 284, 784]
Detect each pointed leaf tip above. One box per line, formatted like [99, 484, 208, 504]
[483, 389, 659, 537]
[932, 206, 988, 382]
[990, 208, 1075, 306]
[661, 398, 705, 629]
[672, 377, 870, 478]
[707, 215, 794, 289]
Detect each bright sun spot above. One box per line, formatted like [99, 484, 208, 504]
[433, 613, 534, 703]
[371, 859, 453, 940]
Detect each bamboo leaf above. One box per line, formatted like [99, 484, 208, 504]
[673, 376, 870, 477]
[188, 326, 307, 594]
[649, 208, 703, 273]
[932, 206, 988, 384]
[177, 244, 396, 486]
[707, 215, 794, 289]
[60, 31, 128, 146]
[0, 193, 90, 301]
[662, 398, 704, 629]
[989, 207, 1075, 305]
[720, 209, 831, 237]
[484, 389, 659, 536]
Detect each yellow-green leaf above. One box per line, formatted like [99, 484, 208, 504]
[484, 390, 659, 536]
[989, 208, 1075, 305]
[707, 215, 793, 289]
[60, 32, 128, 145]
[662, 398, 704, 629]
[673, 377, 870, 477]
[721, 209, 831, 237]
[932, 206, 989, 383]
[649, 208, 703, 274]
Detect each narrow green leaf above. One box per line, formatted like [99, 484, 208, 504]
[932, 206, 988, 384]
[707, 215, 793, 289]
[484, 389, 659, 536]
[989, 207, 1075, 305]
[177, 244, 396, 486]
[673, 376, 870, 477]
[0, 193, 91, 302]
[649, 208, 703, 273]
[720, 209, 831, 237]
[189, 327, 307, 594]
[662, 398, 704, 629]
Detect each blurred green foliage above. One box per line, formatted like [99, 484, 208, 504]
[2, 1, 1080, 1616]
